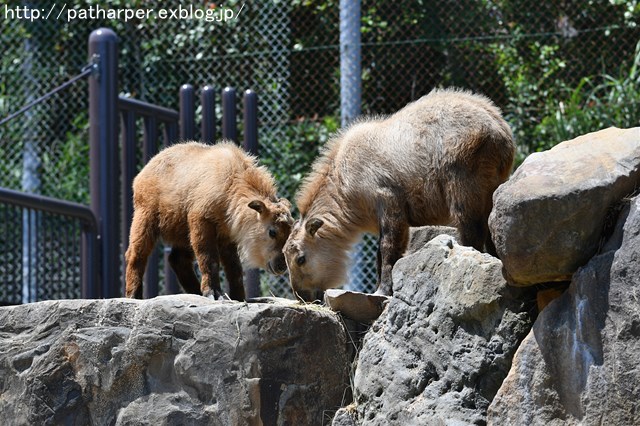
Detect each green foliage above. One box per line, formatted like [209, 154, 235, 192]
[490, 38, 568, 162]
[3, 0, 640, 201]
[261, 116, 339, 212]
[40, 113, 90, 204]
[535, 41, 640, 150]
[488, 0, 640, 164]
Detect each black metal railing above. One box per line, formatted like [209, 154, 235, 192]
[0, 50, 99, 304]
[0, 27, 260, 302]
[118, 95, 181, 299]
[0, 187, 99, 304]
[90, 28, 260, 299]
[113, 88, 260, 299]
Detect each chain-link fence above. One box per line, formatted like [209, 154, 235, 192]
[1, 0, 639, 298]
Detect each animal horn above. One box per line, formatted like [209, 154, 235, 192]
[278, 197, 292, 210]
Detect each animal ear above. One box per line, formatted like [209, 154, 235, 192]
[305, 218, 324, 236]
[248, 200, 265, 213]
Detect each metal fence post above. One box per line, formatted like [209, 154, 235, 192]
[222, 87, 237, 142]
[201, 85, 216, 144]
[162, 83, 197, 296]
[120, 109, 136, 297]
[243, 90, 260, 298]
[243, 90, 258, 155]
[142, 116, 159, 299]
[81, 221, 100, 299]
[340, 0, 362, 126]
[89, 28, 119, 299]
[340, 0, 367, 292]
[180, 84, 195, 140]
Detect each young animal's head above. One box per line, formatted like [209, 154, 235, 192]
[283, 217, 351, 295]
[236, 197, 293, 275]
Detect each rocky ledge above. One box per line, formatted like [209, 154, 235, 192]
[0, 296, 351, 425]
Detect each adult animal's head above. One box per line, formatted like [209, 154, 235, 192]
[283, 216, 351, 296]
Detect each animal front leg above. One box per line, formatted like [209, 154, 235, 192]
[375, 197, 409, 297]
[218, 239, 246, 301]
[189, 216, 223, 299]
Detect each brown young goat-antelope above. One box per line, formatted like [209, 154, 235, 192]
[284, 88, 515, 297]
[125, 141, 293, 300]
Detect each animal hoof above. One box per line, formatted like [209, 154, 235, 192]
[202, 289, 218, 299]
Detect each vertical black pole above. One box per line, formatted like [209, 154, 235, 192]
[163, 120, 181, 296]
[243, 90, 260, 298]
[142, 116, 159, 299]
[89, 28, 119, 299]
[201, 85, 216, 144]
[120, 109, 136, 297]
[221, 87, 238, 297]
[222, 87, 237, 142]
[162, 85, 195, 296]
[165, 122, 179, 146]
[179, 84, 195, 141]
[243, 90, 258, 155]
[81, 222, 100, 299]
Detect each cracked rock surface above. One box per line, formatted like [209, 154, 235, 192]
[350, 235, 534, 425]
[0, 295, 351, 425]
[488, 196, 640, 425]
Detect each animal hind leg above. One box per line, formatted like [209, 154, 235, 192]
[168, 246, 200, 294]
[485, 228, 498, 257]
[125, 209, 158, 299]
[457, 215, 488, 252]
[451, 187, 491, 253]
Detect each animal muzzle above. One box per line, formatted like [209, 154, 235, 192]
[267, 254, 288, 275]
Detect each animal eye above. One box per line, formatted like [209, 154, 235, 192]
[268, 228, 277, 239]
[296, 255, 306, 266]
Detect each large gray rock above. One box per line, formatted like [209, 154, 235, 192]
[407, 226, 459, 255]
[349, 235, 534, 425]
[0, 295, 351, 425]
[488, 195, 640, 425]
[489, 127, 640, 285]
[332, 405, 359, 426]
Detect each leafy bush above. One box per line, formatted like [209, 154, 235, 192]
[261, 116, 339, 212]
[40, 113, 90, 204]
[534, 41, 640, 151]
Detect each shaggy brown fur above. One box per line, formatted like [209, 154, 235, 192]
[125, 141, 293, 300]
[284, 88, 515, 296]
